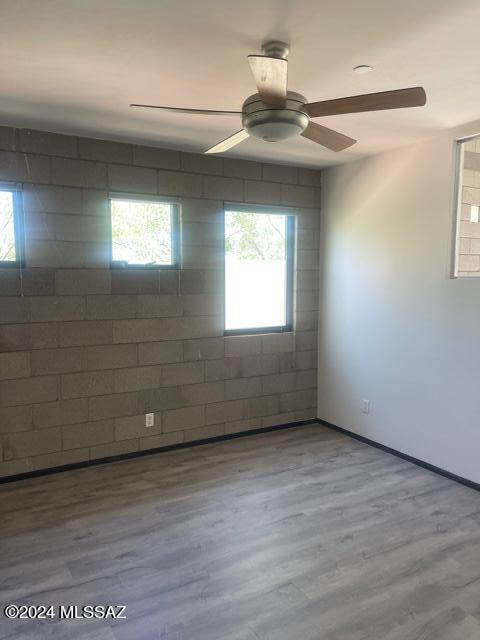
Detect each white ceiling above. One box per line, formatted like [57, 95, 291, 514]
[1, 0, 480, 168]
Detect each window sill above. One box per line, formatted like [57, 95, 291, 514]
[224, 325, 293, 337]
[110, 262, 180, 270]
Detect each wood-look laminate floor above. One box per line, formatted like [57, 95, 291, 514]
[0, 425, 479, 640]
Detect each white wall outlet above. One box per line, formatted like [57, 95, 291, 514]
[145, 413, 155, 428]
[362, 399, 370, 414]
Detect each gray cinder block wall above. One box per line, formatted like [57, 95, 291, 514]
[0, 127, 320, 477]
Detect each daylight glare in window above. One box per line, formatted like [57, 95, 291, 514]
[225, 209, 292, 332]
[0, 191, 16, 262]
[111, 198, 174, 266]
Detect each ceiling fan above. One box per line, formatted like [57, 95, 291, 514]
[131, 41, 426, 154]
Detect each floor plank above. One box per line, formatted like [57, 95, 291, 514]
[0, 425, 478, 640]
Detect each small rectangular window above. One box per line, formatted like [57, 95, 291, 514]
[0, 186, 24, 268]
[454, 136, 480, 277]
[224, 205, 294, 335]
[109, 194, 180, 269]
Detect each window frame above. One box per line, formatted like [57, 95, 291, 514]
[452, 135, 480, 278]
[0, 183, 25, 269]
[223, 202, 295, 336]
[108, 192, 181, 270]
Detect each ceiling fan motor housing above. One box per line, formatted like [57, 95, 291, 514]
[242, 91, 309, 142]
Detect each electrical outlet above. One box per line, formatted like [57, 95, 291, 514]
[362, 399, 370, 414]
[145, 413, 154, 428]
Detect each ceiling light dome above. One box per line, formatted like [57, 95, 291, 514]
[353, 64, 373, 74]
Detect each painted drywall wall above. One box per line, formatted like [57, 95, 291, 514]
[318, 121, 480, 484]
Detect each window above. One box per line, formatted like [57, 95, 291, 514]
[0, 186, 24, 268]
[454, 136, 480, 277]
[224, 205, 294, 334]
[109, 194, 180, 268]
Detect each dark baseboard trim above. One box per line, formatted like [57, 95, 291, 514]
[318, 418, 480, 493]
[3, 418, 478, 492]
[0, 419, 316, 485]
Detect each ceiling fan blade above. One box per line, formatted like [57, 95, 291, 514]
[247, 55, 287, 107]
[304, 87, 426, 118]
[130, 104, 241, 116]
[301, 122, 356, 152]
[205, 129, 250, 154]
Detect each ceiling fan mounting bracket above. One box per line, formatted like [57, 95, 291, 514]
[261, 40, 290, 60]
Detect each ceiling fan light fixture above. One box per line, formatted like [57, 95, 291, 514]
[242, 91, 309, 142]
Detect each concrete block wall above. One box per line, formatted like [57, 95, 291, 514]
[0, 126, 320, 477]
[457, 138, 480, 275]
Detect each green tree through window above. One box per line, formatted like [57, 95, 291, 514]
[225, 211, 286, 260]
[111, 199, 172, 265]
